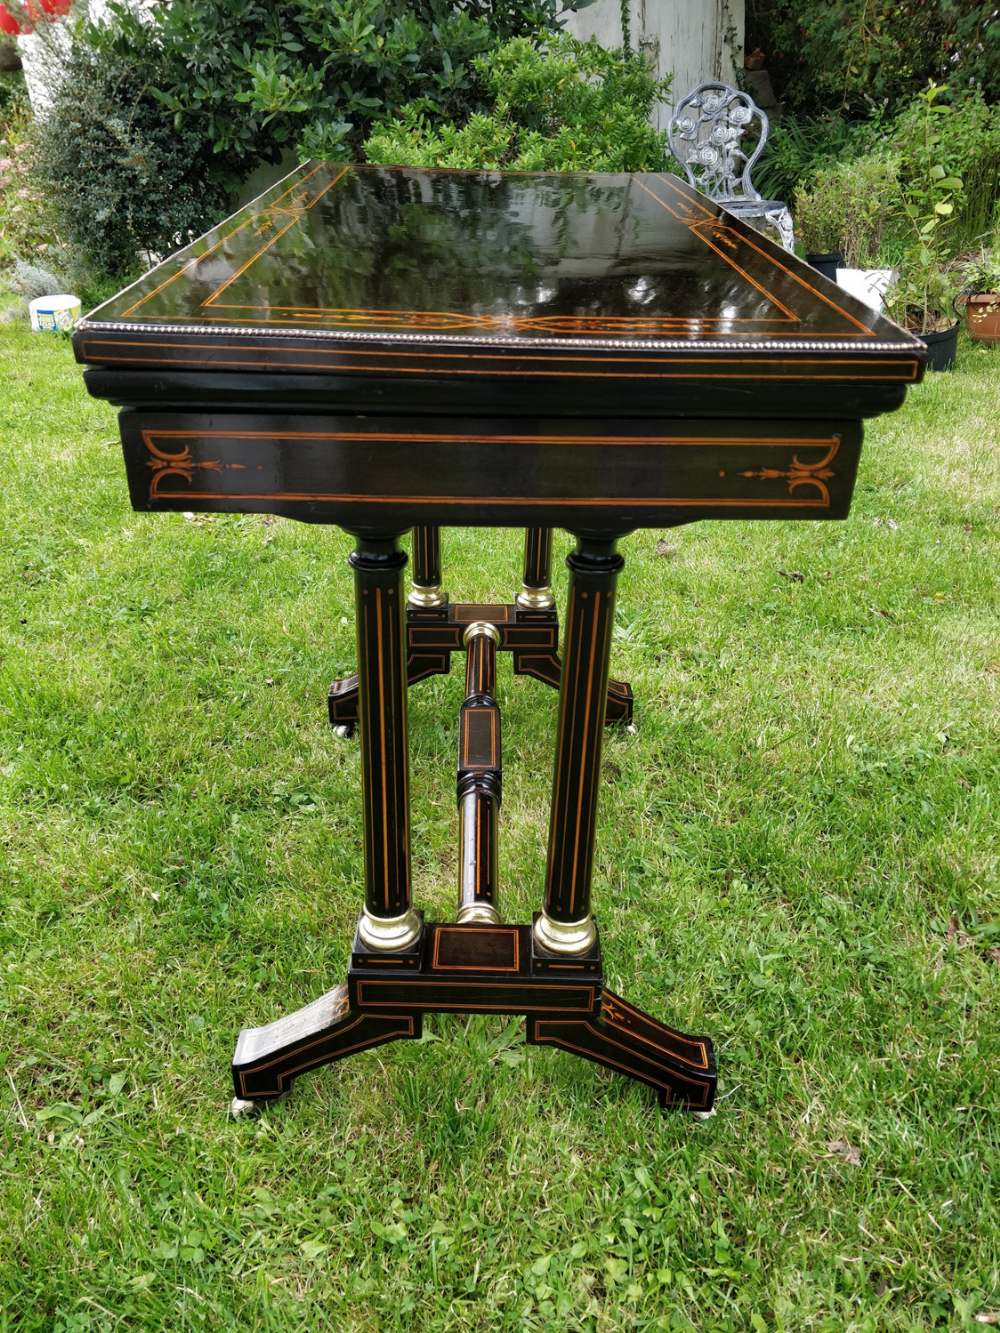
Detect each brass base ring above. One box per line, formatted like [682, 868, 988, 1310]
[462, 621, 501, 647]
[516, 585, 556, 611]
[532, 911, 597, 956]
[456, 902, 501, 925]
[358, 907, 423, 952]
[408, 583, 447, 609]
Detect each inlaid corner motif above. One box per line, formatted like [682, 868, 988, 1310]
[145, 436, 245, 500]
[739, 436, 840, 504]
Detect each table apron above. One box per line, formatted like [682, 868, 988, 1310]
[120, 410, 863, 528]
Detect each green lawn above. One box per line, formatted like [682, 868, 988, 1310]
[1, 319, 998, 1331]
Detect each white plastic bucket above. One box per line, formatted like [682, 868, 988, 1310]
[29, 293, 81, 332]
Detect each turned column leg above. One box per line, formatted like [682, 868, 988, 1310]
[456, 623, 502, 924]
[534, 534, 623, 955]
[409, 525, 446, 609]
[352, 534, 422, 952]
[517, 528, 556, 610]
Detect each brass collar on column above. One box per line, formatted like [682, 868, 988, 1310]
[462, 621, 501, 646]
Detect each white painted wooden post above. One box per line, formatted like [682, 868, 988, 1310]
[563, 0, 745, 128]
[17, 26, 72, 117]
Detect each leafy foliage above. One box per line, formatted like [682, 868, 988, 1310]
[364, 35, 672, 172]
[885, 258, 960, 334]
[754, 83, 1000, 258]
[887, 86, 1000, 250]
[90, 0, 586, 167]
[0, 61, 26, 119]
[793, 155, 900, 265]
[34, 0, 591, 276]
[0, 97, 61, 269]
[751, 114, 867, 203]
[782, 84, 1000, 281]
[885, 84, 965, 333]
[31, 33, 234, 278]
[747, 0, 999, 117]
[960, 244, 1000, 295]
[9, 256, 65, 298]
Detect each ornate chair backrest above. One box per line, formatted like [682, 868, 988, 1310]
[668, 82, 768, 204]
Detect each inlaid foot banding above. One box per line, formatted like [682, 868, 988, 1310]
[231, 927, 716, 1113]
[527, 989, 716, 1111]
[232, 982, 421, 1103]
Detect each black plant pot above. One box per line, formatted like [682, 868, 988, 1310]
[919, 321, 959, 372]
[807, 252, 844, 282]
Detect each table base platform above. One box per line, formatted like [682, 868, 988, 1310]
[231, 920, 717, 1113]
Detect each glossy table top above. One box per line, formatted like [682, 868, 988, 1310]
[75, 164, 924, 419]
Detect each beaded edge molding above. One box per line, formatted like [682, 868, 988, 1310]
[76, 318, 921, 357]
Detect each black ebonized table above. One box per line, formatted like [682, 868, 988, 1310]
[74, 163, 925, 1116]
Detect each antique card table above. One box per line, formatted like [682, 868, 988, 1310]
[74, 162, 925, 1116]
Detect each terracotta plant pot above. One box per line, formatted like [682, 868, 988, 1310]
[964, 293, 1000, 345]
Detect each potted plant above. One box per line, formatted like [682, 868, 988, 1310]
[884, 83, 964, 370]
[885, 248, 960, 370]
[792, 174, 844, 279]
[958, 247, 1000, 345]
[793, 154, 899, 286]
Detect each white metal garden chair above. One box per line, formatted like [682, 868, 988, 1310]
[668, 81, 795, 252]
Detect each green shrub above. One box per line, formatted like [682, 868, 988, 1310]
[0, 101, 61, 270]
[793, 154, 900, 266]
[888, 86, 1000, 250]
[0, 63, 26, 122]
[36, 0, 592, 278]
[364, 34, 672, 172]
[751, 115, 870, 203]
[885, 85, 966, 334]
[31, 34, 237, 279]
[10, 257, 65, 300]
[784, 84, 1000, 268]
[90, 0, 586, 168]
[960, 244, 1000, 296]
[747, 0, 998, 117]
[884, 254, 959, 334]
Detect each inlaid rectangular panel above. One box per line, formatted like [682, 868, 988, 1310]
[120, 411, 863, 528]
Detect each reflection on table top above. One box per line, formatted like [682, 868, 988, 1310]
[79, 162, 921, 354]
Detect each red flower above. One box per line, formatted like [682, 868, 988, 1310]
[0, 3, 23, 34]
[14, 0, 71, 23]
